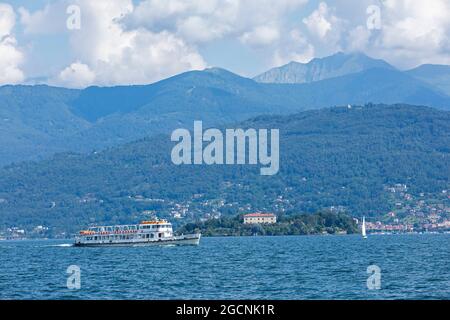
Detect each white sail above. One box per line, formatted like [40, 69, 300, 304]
[362, 216, 367, 238]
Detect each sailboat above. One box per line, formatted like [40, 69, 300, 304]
[362, 216, 367, 239]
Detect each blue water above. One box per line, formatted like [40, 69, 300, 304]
[0, 234, 448, 299]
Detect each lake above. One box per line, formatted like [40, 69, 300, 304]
[0, 234, 448, 299]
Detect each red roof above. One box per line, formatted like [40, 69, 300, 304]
[244, 213, 276, 217]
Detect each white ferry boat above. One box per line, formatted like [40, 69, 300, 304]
[74, 219, 200, 247]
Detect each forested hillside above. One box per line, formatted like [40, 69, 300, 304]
[0, 104, 448, 235]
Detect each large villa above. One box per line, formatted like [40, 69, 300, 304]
[243, 213, 277, 224]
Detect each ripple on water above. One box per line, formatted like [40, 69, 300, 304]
[0, 234, 449, 299]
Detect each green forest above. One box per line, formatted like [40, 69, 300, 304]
[0, 104, 448, 235]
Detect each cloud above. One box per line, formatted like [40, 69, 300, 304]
[12, 0, 450, 85]
[272, 29, 315, 65]
[91, 30, 206, 86]
[127, 0, 307, 44]
[374, 0, 450, 67]
[72, 0, 206, 86]
[240, 25, 280, 47]
[303, 2, 333, 39]
[53, 62, 95, 88]
[300, 1, 347, 57]
[298, 0, 450, 69]
[0, 3, 15, 37]
[125, 0, 309, 69]
[30, 0, 206, 87]
[18, 2, 68, 34]
[346, 25, 371, 52]
[23, 0, 309, 87]
[0, 3, 25, 85]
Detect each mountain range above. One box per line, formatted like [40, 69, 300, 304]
[405, 64, 450, 96]
[253, 51, 394, 83]
[1, 52, 450, 166]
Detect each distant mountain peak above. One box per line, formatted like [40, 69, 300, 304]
[204, 67, 231, 74]
[406, 63, 450, 96]
[253, 51, 395, 84]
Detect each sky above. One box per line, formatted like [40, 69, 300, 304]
[1, 0, 450, 88]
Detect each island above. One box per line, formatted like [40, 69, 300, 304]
[177, 211, 358, 237]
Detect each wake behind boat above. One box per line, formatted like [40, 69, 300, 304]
[74, 219, 200, 247]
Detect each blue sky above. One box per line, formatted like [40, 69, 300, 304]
[1, 0, 450, 87]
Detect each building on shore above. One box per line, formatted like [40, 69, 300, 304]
[243, 213, 277, 224]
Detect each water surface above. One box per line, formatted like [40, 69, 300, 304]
[0, 234, 448, 299]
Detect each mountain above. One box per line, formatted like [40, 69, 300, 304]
[282, 68, 450, 108]
[0, 69, 289, 165]
[253, 52, 395, 83]
[406, 64, 450, 96]
[1, 62, 450, 166]
[0, 85, 87, 165]
[0, 104, 448, 234]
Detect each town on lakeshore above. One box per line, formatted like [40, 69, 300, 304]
[1, 183, 449, 240]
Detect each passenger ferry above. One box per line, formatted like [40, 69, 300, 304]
[74, 219, 200, 247]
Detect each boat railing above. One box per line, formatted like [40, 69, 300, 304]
[79, 221, 172, 235]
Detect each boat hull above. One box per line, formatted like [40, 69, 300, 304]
[74, 234, 201, 247]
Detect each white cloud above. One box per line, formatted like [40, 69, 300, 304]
[303, 2, 332, 39]
[91, 30, 206, 86]
[54, 62, 95, 88]
[0, 3, 25, 85]
[374, 0, 450, 67]
[20, 0, 309, 87]
[127, 0, 307, 44]
[74, 0, 206, 86]
[14, 0, 450, 85]
[346, 25, 371, 52]
[296, 0, 450, 69]
[0, 3, 15, 37]
[123, 0, 309, 70]
[18, 2, 68, 34]
[327, 0, 450, 68]
[29, 0, 206, 87]
[272, 29, 314, 66]
[240, 25, 280, 47]
[301, 2, 346, 56]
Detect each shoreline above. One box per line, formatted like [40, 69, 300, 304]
[1, 231, 449, 242]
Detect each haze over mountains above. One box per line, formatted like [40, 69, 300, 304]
[1, 52, 450, 166]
